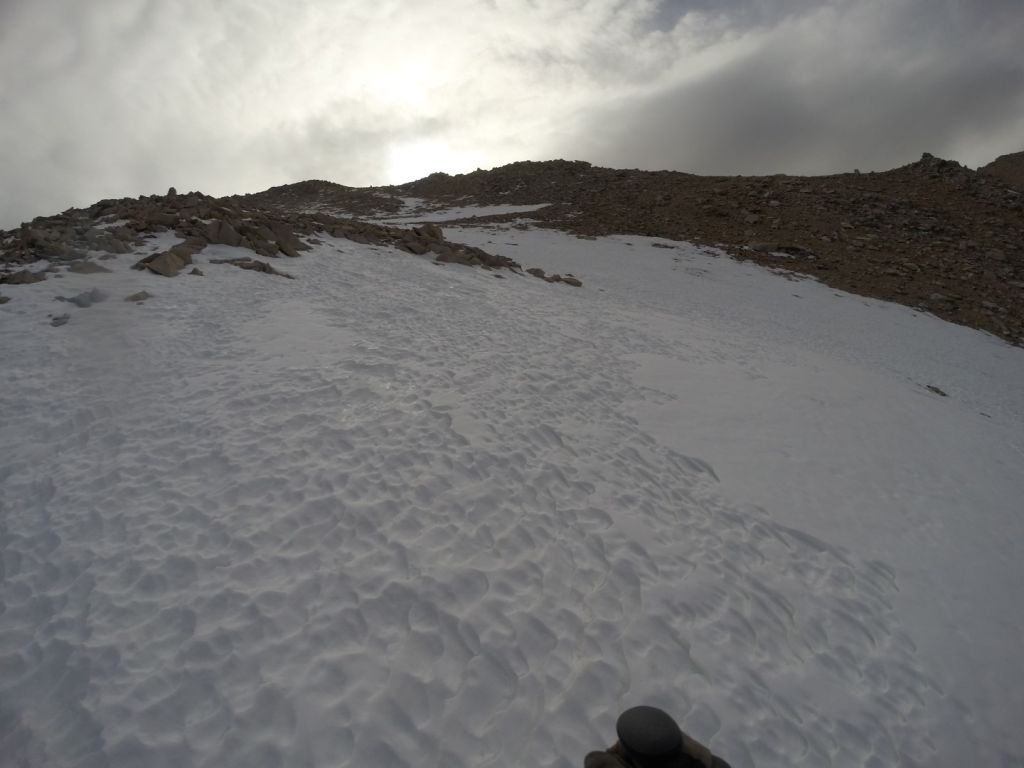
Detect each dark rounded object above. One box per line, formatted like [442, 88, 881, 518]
[616, 706, 683, 765]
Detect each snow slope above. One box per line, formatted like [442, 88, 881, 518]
[377, 200, 552, 225]
[1, 223, 1022, 768]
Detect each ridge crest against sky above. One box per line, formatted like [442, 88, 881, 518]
[1, 0, 1022, 229]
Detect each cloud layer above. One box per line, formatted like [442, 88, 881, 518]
[2, 0, 1021, 227]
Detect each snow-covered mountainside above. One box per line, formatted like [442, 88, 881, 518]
[2, 211, 1023, 768]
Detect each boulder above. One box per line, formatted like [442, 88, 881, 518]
[345, 231, 375, 245]
[251, 239, 278, 258]
[210, 258, 293, 278]
[124, 291, 152, 303]
[526, 267, 546, 278]
[269, 222, 308, 253]
[146, 211, 179, 227]
[277, 240, 300, 258]
[136, 248, 192, 277]
[190, 268, 204, 276]
[0, 269, 46, 285]
[99, 236, 132, 254]
[414, 223, 443, 240]
[206, 219, 242, 246]
[401, 239, 430, 255]
[178, 236, 208, 253]
[55, 288, 108, 308]
[435, 250, 478, 266]
[67, 260, 112, 274]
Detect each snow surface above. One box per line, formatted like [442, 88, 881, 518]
[379, 198, 551, 224]
[1, 223, 1023, 768]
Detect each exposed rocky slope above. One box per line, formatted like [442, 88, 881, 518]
[3, 151, 1021, 344]
[379, 155, 1023, 345]
[0, 188, 584, 289]
[981, 150, 1024, 189]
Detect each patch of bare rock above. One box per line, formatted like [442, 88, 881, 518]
[0, 269, 47, 285]
[981, 150, 1024, 189]
[383, 155, 1023, 345]
[209, 258, 294, 279]
[0, 187, 568, 294]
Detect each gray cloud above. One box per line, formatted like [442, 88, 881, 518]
[563, 0, 1024, 174]
[1, 0, 1021, 229]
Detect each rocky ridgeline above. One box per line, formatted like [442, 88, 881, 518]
[982, 151, 1024, 189]
[0, 187, 582, 290]
[238, 180, 405, 218]
[388, 154, 1024, 346]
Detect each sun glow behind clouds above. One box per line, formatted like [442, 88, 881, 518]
[2, 0, 1021, 229]
[387, 139, 484, 184]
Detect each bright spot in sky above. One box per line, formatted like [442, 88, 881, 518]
[386, 139, 484, 184]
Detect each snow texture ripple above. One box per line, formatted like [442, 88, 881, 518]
[1, 230, 1022, 768]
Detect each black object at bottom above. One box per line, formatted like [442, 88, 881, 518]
[616, 706, 683, 763]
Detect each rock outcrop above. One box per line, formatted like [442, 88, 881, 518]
[981, 151, 1024, 189]
[1, 188, 536, 286]
[8, 150, 1021, 341]
[383, 154, 1022, 345]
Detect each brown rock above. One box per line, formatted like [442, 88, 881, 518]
[136, 248, 191, 277]
[0, 269, 46, 285]
[146, 211, 178, 228]
[179, 236, 208, 253]
[414, 223, 444, 240]
[210, 258, 294, 278]
[67, 260, 112, 274]
[401, 240, 430, 256]
[435, 250, 477, 266]
[526, 267, 546, 278]
[251, 239, 278, 258]
[124, 291, 152, 302]
[100, 237, 132, 254]
[206, 219, 242, 246]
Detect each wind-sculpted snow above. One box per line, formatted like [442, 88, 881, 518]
[0, 233, 1019, 767]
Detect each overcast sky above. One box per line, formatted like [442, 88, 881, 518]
[2, 0, 1022, 228]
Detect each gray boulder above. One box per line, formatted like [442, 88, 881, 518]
[1, 269, 47, 285]
[68, 260, 112, 274]
[135, 247, 193, 277]
[55, 288, 108, 308]
[206, 219, 242, 247]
